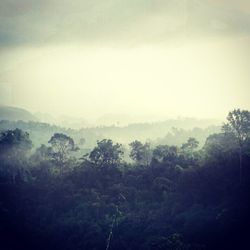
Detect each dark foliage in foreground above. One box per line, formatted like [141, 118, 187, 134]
[0, 110, 250, 250]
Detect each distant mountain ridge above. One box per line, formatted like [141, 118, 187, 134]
[0, 106, 221, 148]
[0, 105, 37, 122]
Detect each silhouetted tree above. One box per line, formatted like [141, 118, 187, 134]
[222, 109, 250, 183]
[181, 137, 199, 153]
[30, 144, 54, 177]
[0, 128, 32, 183]
[152, 145, 180, 165]
[48, 133, 76, 175]
[89, 139, 124, 167]
[129, 140, 152, 166]
[1, 109, 250, 250]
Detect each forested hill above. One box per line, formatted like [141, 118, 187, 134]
[0, 106, 37, 122]
[0, 109, 250, 250]
[0, 119, 220, 149]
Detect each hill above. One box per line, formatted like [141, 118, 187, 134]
[0, 106, 37, 122]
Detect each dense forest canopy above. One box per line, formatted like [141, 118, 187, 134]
[1, 1, 249, 249]
[0, 109, 250, 250]
[0, 118, 220, 148]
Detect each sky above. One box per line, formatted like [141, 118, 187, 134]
[0, 0, 250, 120]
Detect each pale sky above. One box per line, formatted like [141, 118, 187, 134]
[0, 0, 250, 119]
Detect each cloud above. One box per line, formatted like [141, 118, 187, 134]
[0, 0, 250, 47]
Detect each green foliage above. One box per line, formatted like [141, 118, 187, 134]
[222, 109, 250, 183]
[129, 140, 152, 166]
[181, 137, 199, 152]
[153, 145, 178, 164]
[89, 139, 124, 167]
[0, 128, 32, 153]
[48, 133, 76, 175]
[0, 109, 250, 250]
[223, 109, 250, 146]
[0, 128, 32, 183]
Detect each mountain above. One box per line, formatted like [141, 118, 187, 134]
[35, 112, 89, 129]
[0, 105, 37, 122]
[96, 113, 221, 128]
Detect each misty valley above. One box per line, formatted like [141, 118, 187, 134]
[0, 107, 249, 250]
[1, 1, 250, 249]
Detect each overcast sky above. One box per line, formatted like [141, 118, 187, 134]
[0, 0, 250, 119]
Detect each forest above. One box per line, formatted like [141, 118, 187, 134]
[0, 109, 250, 250]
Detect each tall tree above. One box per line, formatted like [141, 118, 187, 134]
[89, 139, 123, 167]
[129, 140, 152, 166]
[181, 137, 199, 153]
[222, 109, 250, 183]
[0, 128, 32, 183]
[48, 133, 76, 175]
[152, 145, 178, 164]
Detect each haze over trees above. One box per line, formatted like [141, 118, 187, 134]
[0, 0, 249, 249]
[129, 140, 152, 166]
[0, 109, 250, 250]
[0, 128, 32, 183]
[222, 109, 250, 183]
[48, 133, 77, 175]
[89, 139, 124, 167]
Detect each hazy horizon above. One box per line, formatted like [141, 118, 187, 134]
[0, 0, 250, 120]
[1, 3, 250, 248]
[0, 104, 223, 129]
